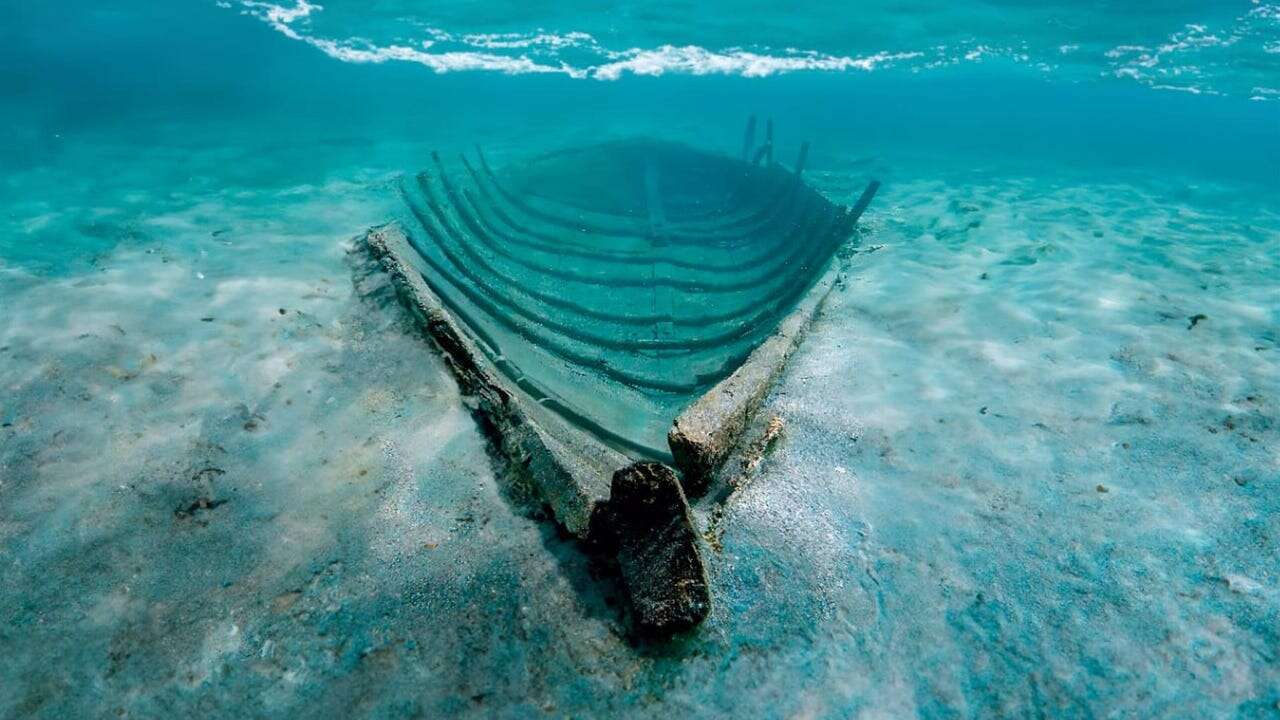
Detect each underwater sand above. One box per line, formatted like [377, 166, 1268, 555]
[3, 136, 1277, 716]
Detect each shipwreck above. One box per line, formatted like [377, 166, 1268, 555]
[355, 118, 879, 636]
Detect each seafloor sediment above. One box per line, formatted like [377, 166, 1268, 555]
[1, 152, 1277, 716]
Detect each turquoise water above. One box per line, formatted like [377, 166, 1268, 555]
[2, 1, 1278, 717]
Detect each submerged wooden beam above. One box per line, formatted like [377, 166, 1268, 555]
[609, 462, 711, 635]
[668, 179, 881, 495]
[795, 141, 810, 178]
[740, 115, 757, 162]
[765, 118, 774, 164]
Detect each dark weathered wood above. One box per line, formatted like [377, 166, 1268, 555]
[609, 462, 711, 636]
[795, 141, 810, 178]
[740, 114, 757, 161]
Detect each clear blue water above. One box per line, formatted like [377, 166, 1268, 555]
[1, 2, 1278, 717]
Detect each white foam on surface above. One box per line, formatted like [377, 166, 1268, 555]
[232, 1, 970, 81]
[229, 0, 1280, 98]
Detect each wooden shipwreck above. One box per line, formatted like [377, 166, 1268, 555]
[356, 119, 879, 635]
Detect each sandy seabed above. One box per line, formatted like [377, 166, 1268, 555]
[2, 140, 1278, 717]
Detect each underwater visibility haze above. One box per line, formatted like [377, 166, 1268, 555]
[1, 1, 1279, 717]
